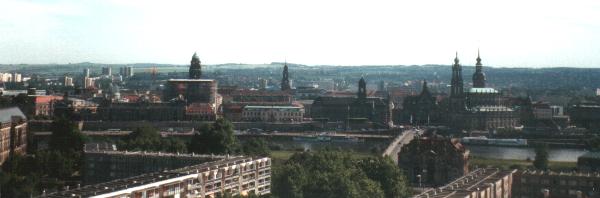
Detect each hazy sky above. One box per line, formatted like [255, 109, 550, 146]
[1, 0, 599, 67]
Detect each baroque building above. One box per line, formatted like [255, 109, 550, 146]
[400, 80, 441, 125]
[447, 52, 519, 130]
[74, 53, 220, 121]
[311, 77, 392, 128]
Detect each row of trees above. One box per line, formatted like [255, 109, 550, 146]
[118, 118, 271, 157]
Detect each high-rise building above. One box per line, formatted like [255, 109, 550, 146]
[120, 66, 134, 77]
[11, 73, 21, 82]
[0, 73, 12, 82]
[101, 67, 112, 76]
[281, 63, 291, 91]
[189, 52, 202, 79]
[83, 68, 90, 77]
[63, 76, 73, 87]
[84, 77, 95, 89]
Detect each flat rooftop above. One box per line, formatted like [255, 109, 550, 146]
[413, 168, 516, 198]
[41, 155, 268, 198]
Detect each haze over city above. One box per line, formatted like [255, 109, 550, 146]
[1, 0, 600, 67]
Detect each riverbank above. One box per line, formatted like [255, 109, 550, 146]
[466, 145, 586, 162]
[470, 156, 577, 171]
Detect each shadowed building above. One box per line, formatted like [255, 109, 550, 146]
[512, 170, 600, 198]
[83, 150, 236, 185]
[311, 77, 393, 127]
[398, 132, 469, 187]
[49, 152, 271, 198]
[413, 168, 516, 198]
[578, 151, 600, 172]
[400, 80, 441, 125]
[570, 101, 600, 130]
[164, 79, 217, 104]
[0, 107, 27, 165]
[447, 52, 519, 130]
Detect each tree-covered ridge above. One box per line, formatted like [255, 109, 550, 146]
[273, 150, 411, 198]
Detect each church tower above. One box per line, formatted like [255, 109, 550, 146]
[450, 52, 464, 98]
[358, 77, 367, 100]
[472, 50, 486, 88]
[189, 52, 202, 79]
[450, 53, 465, 113]
[281, 62, 291, 91]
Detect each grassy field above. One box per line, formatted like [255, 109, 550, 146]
[470, 156, 577, 171]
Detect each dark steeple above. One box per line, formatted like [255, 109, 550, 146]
[420, 80, 432, 99]
[281, 62, 291, 91]
[472, 49, 486, 88]
[358, 77, 367, 99]
[189, 52, 202, 79]
[450, 52, 464, 98]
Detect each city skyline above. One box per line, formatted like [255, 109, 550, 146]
[1, 0, 599, 67]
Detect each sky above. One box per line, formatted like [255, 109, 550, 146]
[0, 0, 599, 67]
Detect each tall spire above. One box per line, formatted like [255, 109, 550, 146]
[281, 62, 291, 91]
[420, 79, 432, 98]
[476, 49, 482, 66]
[358, 77, 367, 100]
[189, 52, 202, 79]
[472, 49, 486, 88]
[451, 52, 463, 98]
[454, 51, 459, 64]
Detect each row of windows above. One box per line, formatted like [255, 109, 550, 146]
[521, 177, 600, 187]
[243, 111, 302, 116]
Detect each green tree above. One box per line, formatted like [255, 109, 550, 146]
[189, 118, 239, 154]
[162, 138, 188, 153]
[0, 154, 40, 197]
[242, 138, 271, 157]
[358, 157, 411, 198]
[272, 150, 409, 198]
[533, 144, 549, 170]
[122, 125, 162, 151]
[48, 117, 86, 153]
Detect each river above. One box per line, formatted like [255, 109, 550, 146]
[466, 145, 588, 162]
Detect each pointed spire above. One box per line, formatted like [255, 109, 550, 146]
[454, 51, 460, 64]
[476, 49, 482, 66]
[189, 52, 202, 79]
[420, 79, 431, 98]
[281, 61, 291, 91]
